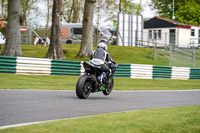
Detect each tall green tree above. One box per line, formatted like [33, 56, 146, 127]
[120, 0, 142, 14]
[1, 0, 22, 56]
[71, 0, 80, 23]
[63, 0, 83, 23]
[150, 0, 200, 25]
[45, 0, 65, 60]
[62, 0, 73, 22]
[21, 0, 38, 26]
[0, 0, 7, 15]
[45, 0, 53, 37]
[175, 1, 200, 25]
[77, 0, 96, 57]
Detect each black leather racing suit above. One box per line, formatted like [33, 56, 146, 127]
[90, 48, 115, 76]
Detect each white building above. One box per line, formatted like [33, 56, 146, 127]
[143, 17, 191, 48]
[190, 25, 200, 45]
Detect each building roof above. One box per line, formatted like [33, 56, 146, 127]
[189, 25, 200, 28]
[144, 16, 191, 29]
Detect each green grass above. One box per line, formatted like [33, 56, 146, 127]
[0, 106, 199, 133]
[0, 73, 199, 90]
[0, 44, 169, 66]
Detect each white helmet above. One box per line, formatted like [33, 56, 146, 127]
[97, 41, 107, 51]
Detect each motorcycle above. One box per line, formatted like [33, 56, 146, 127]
[76, 59, 118, 99]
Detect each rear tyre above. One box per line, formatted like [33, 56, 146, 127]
[76, 75, 92, 99]
[66, 40, 72, 44]
[102, 77, 114, 95]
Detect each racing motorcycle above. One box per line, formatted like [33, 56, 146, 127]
[76, 59, 118, 99]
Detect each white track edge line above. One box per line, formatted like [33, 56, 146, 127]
[0, 109, 140, 130]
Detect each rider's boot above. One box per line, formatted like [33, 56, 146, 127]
[98, 72, 106, 90]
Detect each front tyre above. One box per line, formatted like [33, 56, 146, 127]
[103, 77, 114, 95]
[76, 75, 92, 99]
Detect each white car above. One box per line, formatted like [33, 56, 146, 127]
[0, 32, 5, 44]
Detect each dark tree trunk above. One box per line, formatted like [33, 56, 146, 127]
[45, 0, 65, 60]
[1, 0, 22, 56]
[77, 0, 96, 57]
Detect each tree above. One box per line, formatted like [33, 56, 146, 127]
[175, 1, 200, 25]
[150, 0, 200, 25]
[62, 0, 73, 22]
[96, 0, 142, 24]
[0, 0, 7, 15]
[77, 0, 96, 57]
[45, 0, 65, 60]
[63, 0, 83, 23]
[117, 0, 143, 14]
[1, 0, 22, 56]
[45, 0, 53, 37]
[21, 0, 38, 26]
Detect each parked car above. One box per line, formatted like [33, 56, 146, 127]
[0, 32, 5, 44]
[60, 23, 116, 44]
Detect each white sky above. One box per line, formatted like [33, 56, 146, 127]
[29, 0, 157, 27]
[135, 0, 157, 18]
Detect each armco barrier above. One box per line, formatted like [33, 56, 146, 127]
[0, 55, 200, 80]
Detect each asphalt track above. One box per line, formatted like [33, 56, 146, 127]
[0, 89, 200, 128]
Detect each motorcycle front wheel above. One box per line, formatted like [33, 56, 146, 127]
[76, 75, 92, 99]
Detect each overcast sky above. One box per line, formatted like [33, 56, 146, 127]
[29, 0, 157, 28]
[137, 0, 157, 18]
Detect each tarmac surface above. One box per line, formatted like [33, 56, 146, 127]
[0, 89, 200, 128]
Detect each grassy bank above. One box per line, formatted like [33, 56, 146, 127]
[1, 106, 199, 133]
[0, 74, 199, 90]
[0, 44, 169, 66]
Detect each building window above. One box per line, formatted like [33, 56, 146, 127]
[153, 30, 157, 39]
[158, 30, 162, 39]
[148, 30, 162, 40]
[191, 29, 195, 36]
[148, 30, 152, 39]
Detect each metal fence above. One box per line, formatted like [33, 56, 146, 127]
[169, 43, 200, 68]
[125, 30, 200, 68]
[136, 40, 200, 68]
[21, 25, 50, 45]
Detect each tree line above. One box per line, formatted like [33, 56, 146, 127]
[0, 0, 142, 59]
[150, 0, 200, 25]
[0, 0, 199, 59]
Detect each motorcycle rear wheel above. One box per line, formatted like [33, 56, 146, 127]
[76, 75, 92, 99]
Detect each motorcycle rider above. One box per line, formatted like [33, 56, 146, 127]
[90, 40, 116, 85]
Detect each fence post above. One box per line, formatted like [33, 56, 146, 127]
[154, 41, 157, 61]
[135, 30, 138, 47]
[72, 27, 74, 44]
[192, 41, 195, 67]
[186, 43, 190, 67]
[169, 44, 172, 66]
[165, 32, 167, 48]
[29, 24, 32, 45]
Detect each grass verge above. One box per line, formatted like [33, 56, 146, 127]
[0, 44, 169, 66]
[0, 74, 199, 90]
[0, 106, 200, 133]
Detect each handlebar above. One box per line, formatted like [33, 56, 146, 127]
[110, 64, 119, 69]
